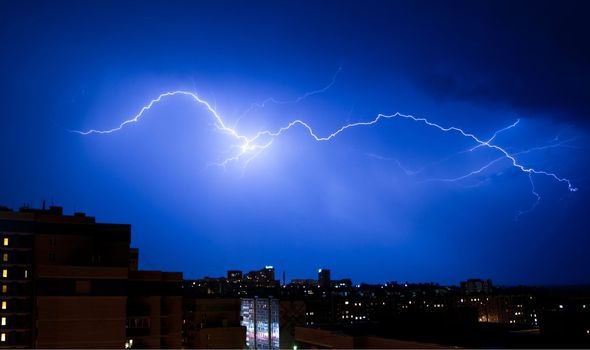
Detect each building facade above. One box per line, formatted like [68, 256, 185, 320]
[182, 298, 245, 348]
[126, 270, 183, 349]
[0, 205, 130, 348]
[0, 205, 183, 349]
[241, 297, 280, 349]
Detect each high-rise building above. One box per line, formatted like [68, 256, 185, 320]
[241, 297, 280, 349]
[318, 269, 331, 289]
[0, 205, 130, 348]
[227, 270, 243, 282]
[0, 205, 183, 349]
[245, 266, 277, 288]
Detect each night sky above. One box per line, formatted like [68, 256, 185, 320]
[1, 0, 589, 285]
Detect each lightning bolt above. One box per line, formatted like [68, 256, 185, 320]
[518, 173, 541, 218]
[366, 119, 527, 177]
[233, 66, 342, 128]
[469, 119, 520, 152]
[72, 85, 578, 213]
[421, 136, 578, 184]
[410, 134, 577, 216]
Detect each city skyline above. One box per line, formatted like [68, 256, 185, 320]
[0, 203, 583, 289]
[1, 189, 589, 348]
[1, 0, 590, 286]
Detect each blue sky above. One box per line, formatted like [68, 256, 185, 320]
[1, 0, 589, 285]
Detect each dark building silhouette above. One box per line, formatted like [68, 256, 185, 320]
[537, 292, 590, 346]
[245, 266, 276, 288]
[461, 278, 493, 295]
[126, 270, 183, 348]
[182, 298, 245, 348]
[3, 205, 590, 349]
[227, 270, 242, 282]
[318, 269, 330, 289]
[279, 300, 306, 349]
[0, 206, 130, 348]
[0, 205, 183, 349]
[294, 326, 446, 349]
[129, 248, 139, 272]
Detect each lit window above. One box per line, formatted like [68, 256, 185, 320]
[1, 333, 4, 341]
[1, 254, 6, 262]
[1, 301, 6, 310]
[1, 285, 6, 293]
[24, 270, 27, 279]
[2, 238, 7, 246]
[2, 270, 6, 278]
[1, 317, 5, 326]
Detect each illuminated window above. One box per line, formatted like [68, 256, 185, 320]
[2, 238, 7, 246]
[1, 286, 6, 293]
[1, 254, 6, 262]
[24, 270, 27, 279]
[1, 270, 6, 278]
[0, 333, 5, 342]
[1, 301, 6, 310]
[1, 317, 5, 326]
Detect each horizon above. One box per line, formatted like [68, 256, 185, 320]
[3, 203, 590, 290]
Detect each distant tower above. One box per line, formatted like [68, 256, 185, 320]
[282, 271, 286, 286]
[318, 268, 331, 289]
